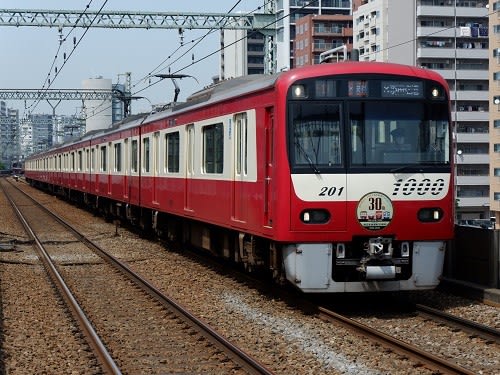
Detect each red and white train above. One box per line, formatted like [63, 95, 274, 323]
[25, 62, 454, 293]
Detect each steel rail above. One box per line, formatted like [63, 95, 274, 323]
[6, 179, 275, 375]
[0, 180, 122, 375]
[416, 303, 500, 344]
[317, 306, 477, 375]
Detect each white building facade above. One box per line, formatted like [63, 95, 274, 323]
[354, 0, 490, 220]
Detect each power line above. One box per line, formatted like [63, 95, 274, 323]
[27, 0, 110, 116]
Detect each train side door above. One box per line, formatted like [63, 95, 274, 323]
[123, 138, 129, 200]
[128, 136, 140, 205]
[264, 108, 274, 228]
[107, 142, 112, 196]
[152, 131, 160, 205]
[184, 124, 195, 212]
[232, 113, 248, 223]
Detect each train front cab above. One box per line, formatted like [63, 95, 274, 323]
[276, 65, 453, 293]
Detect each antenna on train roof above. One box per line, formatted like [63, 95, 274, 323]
[154, 74, 199, 104]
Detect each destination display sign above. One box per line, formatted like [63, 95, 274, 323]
[381, 81, 423, 98]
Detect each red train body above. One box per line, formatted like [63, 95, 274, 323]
[25, 62, 454, 293]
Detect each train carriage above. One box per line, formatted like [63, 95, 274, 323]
[25, 62, 454, 293]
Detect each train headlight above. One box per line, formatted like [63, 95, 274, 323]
[430, 86, 444, 99]
[292, 84, 307, 98]
[301, 209, 330, 224]
[417, 208, 443, 222]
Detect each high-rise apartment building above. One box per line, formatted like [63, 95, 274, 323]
[294, 14, 353, 66]
[275, 0, 352, 70]
[489, 0, 500, 225]
[220, 29, 266, 80]
[354, 0, 490, 221]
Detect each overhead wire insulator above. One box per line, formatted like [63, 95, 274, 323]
[178, 28, 184, 46]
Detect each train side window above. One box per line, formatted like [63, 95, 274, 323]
[143, 137, 150, 173]
[78, 150, 83, 171]
[234, 113, 248, 176]
[203, 123, 224, 174]
[166, 132, 180, 173]
[123, 139, 129, 173]
[71, 152, 75, 171]
[85, 149, 90, 172]
[100, 145, 107, 172]
[91, 148, 96, 172]
[153, 132, 160, 175]
[114, 143, 122, 172]
[131, 139, 138, 173]
[186, 124, 195, 175]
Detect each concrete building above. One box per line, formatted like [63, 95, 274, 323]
[275, 0, 352, 71]
[294, 14, 353, 66]
[353, 0, 416, 64]
[221, 29, 266, 80]
[82, 77, 113, 133]
[489, 0, 500, 225]
[353, 0, 490, 221]
[0, 106, 19, 168]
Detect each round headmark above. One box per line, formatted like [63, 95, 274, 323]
[356, 192, 393, 231]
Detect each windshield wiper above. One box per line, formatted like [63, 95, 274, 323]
[295, 140, 321, 174]
[390, 165, 424, 173]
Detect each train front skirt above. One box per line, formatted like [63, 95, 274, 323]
[282, 241, 446, 293]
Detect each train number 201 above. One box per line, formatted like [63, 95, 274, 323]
[319, 186, 344, 197]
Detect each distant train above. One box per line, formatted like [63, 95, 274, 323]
[25, 62, 454, 293]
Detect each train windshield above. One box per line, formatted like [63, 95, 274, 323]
[289, 100, 450, 172]
[349, 101, 450, 167]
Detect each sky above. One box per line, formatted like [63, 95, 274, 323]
[0, 1, 266, 116]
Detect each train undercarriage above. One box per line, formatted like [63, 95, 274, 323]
[28, 180, 447, 293]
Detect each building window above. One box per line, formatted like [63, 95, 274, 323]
[495, 169, 500, 177]
[494, 144, 500, 153]
[495, 192, 500, 201]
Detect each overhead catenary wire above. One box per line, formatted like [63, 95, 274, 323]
[37, 1, 495, 121]
[129, 0, 264, 97]
[87, 0, 277, 119]
[26, 0, 109, 117]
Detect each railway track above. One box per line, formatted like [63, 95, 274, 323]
[4, 177, 498, 374]
[152, 240, 497, 375]
[167, 244, 497, 374]
[0, 178, 274, 375]
[316, 306, 478, 375]
[415, 303, 500, 345]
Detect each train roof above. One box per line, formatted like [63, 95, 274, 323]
[27, 62, 448, 159]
